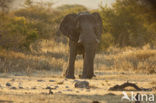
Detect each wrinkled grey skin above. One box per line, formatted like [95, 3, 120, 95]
[60, 12, 103, 79]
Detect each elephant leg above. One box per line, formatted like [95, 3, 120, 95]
[82, 53, 85, 59]
[65, 40, 76, 79]
[81, 46, 95, 79]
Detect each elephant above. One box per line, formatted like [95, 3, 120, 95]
[59, 12, 103, 79]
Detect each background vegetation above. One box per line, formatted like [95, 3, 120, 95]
[0, 0, 156, 74]
[0, 0, 156, 50]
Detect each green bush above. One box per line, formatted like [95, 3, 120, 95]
[100, 33, 114, 50]
[0, 15, 38, 50]
[99, 0, 156, 48]
[23, 29, 38, 49]
[1, 0, 156, 51]
[0, 4, 88, 51]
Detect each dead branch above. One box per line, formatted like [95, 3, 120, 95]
[109, 82, 152, 91]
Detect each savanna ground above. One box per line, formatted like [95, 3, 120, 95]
[0, 72, 156, 103]
[0, 40, 156, 103]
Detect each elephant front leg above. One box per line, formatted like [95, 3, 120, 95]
[81, 46, 95, 79]
[65, 41, 76, 79]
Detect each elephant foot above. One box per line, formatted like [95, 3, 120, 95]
[65, 75, 75, 79]
[93, 74, 96, 77]
[79, 75, 93, 79]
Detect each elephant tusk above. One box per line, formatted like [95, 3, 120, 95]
[78, 39, 82, 43]
[96, 39, 100, 43]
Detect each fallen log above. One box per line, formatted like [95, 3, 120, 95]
[109, 82, 152, 91]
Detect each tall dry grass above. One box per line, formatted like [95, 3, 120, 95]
[0, 39, 68, 74]
[0, 40, 156, 75]
[95, 46, 156, 74]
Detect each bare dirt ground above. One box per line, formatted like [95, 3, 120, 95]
[0, 71, 156, 103]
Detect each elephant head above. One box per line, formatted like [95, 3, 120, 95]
[60, 12, 103, 79]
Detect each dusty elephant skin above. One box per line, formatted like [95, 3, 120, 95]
[59, 12, 103, 79]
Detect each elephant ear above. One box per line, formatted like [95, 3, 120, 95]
[59, 13, 79, 41]
[92, 12, 103, 40]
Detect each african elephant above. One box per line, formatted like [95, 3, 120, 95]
[59, 12, 103, 79]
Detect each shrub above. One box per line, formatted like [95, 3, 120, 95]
[112, 49, 156, 74]
[100, 33, 114, 50]
[0, 14, 39, 50]
[0, 3, 88, 51]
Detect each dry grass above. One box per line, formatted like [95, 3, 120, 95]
[95, 46, 156, 74]
[0, 39, 156, 75]
[0, 39, 68, 74]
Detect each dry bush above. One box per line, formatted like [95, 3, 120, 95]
[30, 39, 68, 55]
[106, 48, 156, 73]
[0, 40, 67, 74]
[94, 46, 156, 74]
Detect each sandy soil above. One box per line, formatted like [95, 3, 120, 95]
[0, 71, 156, 103]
